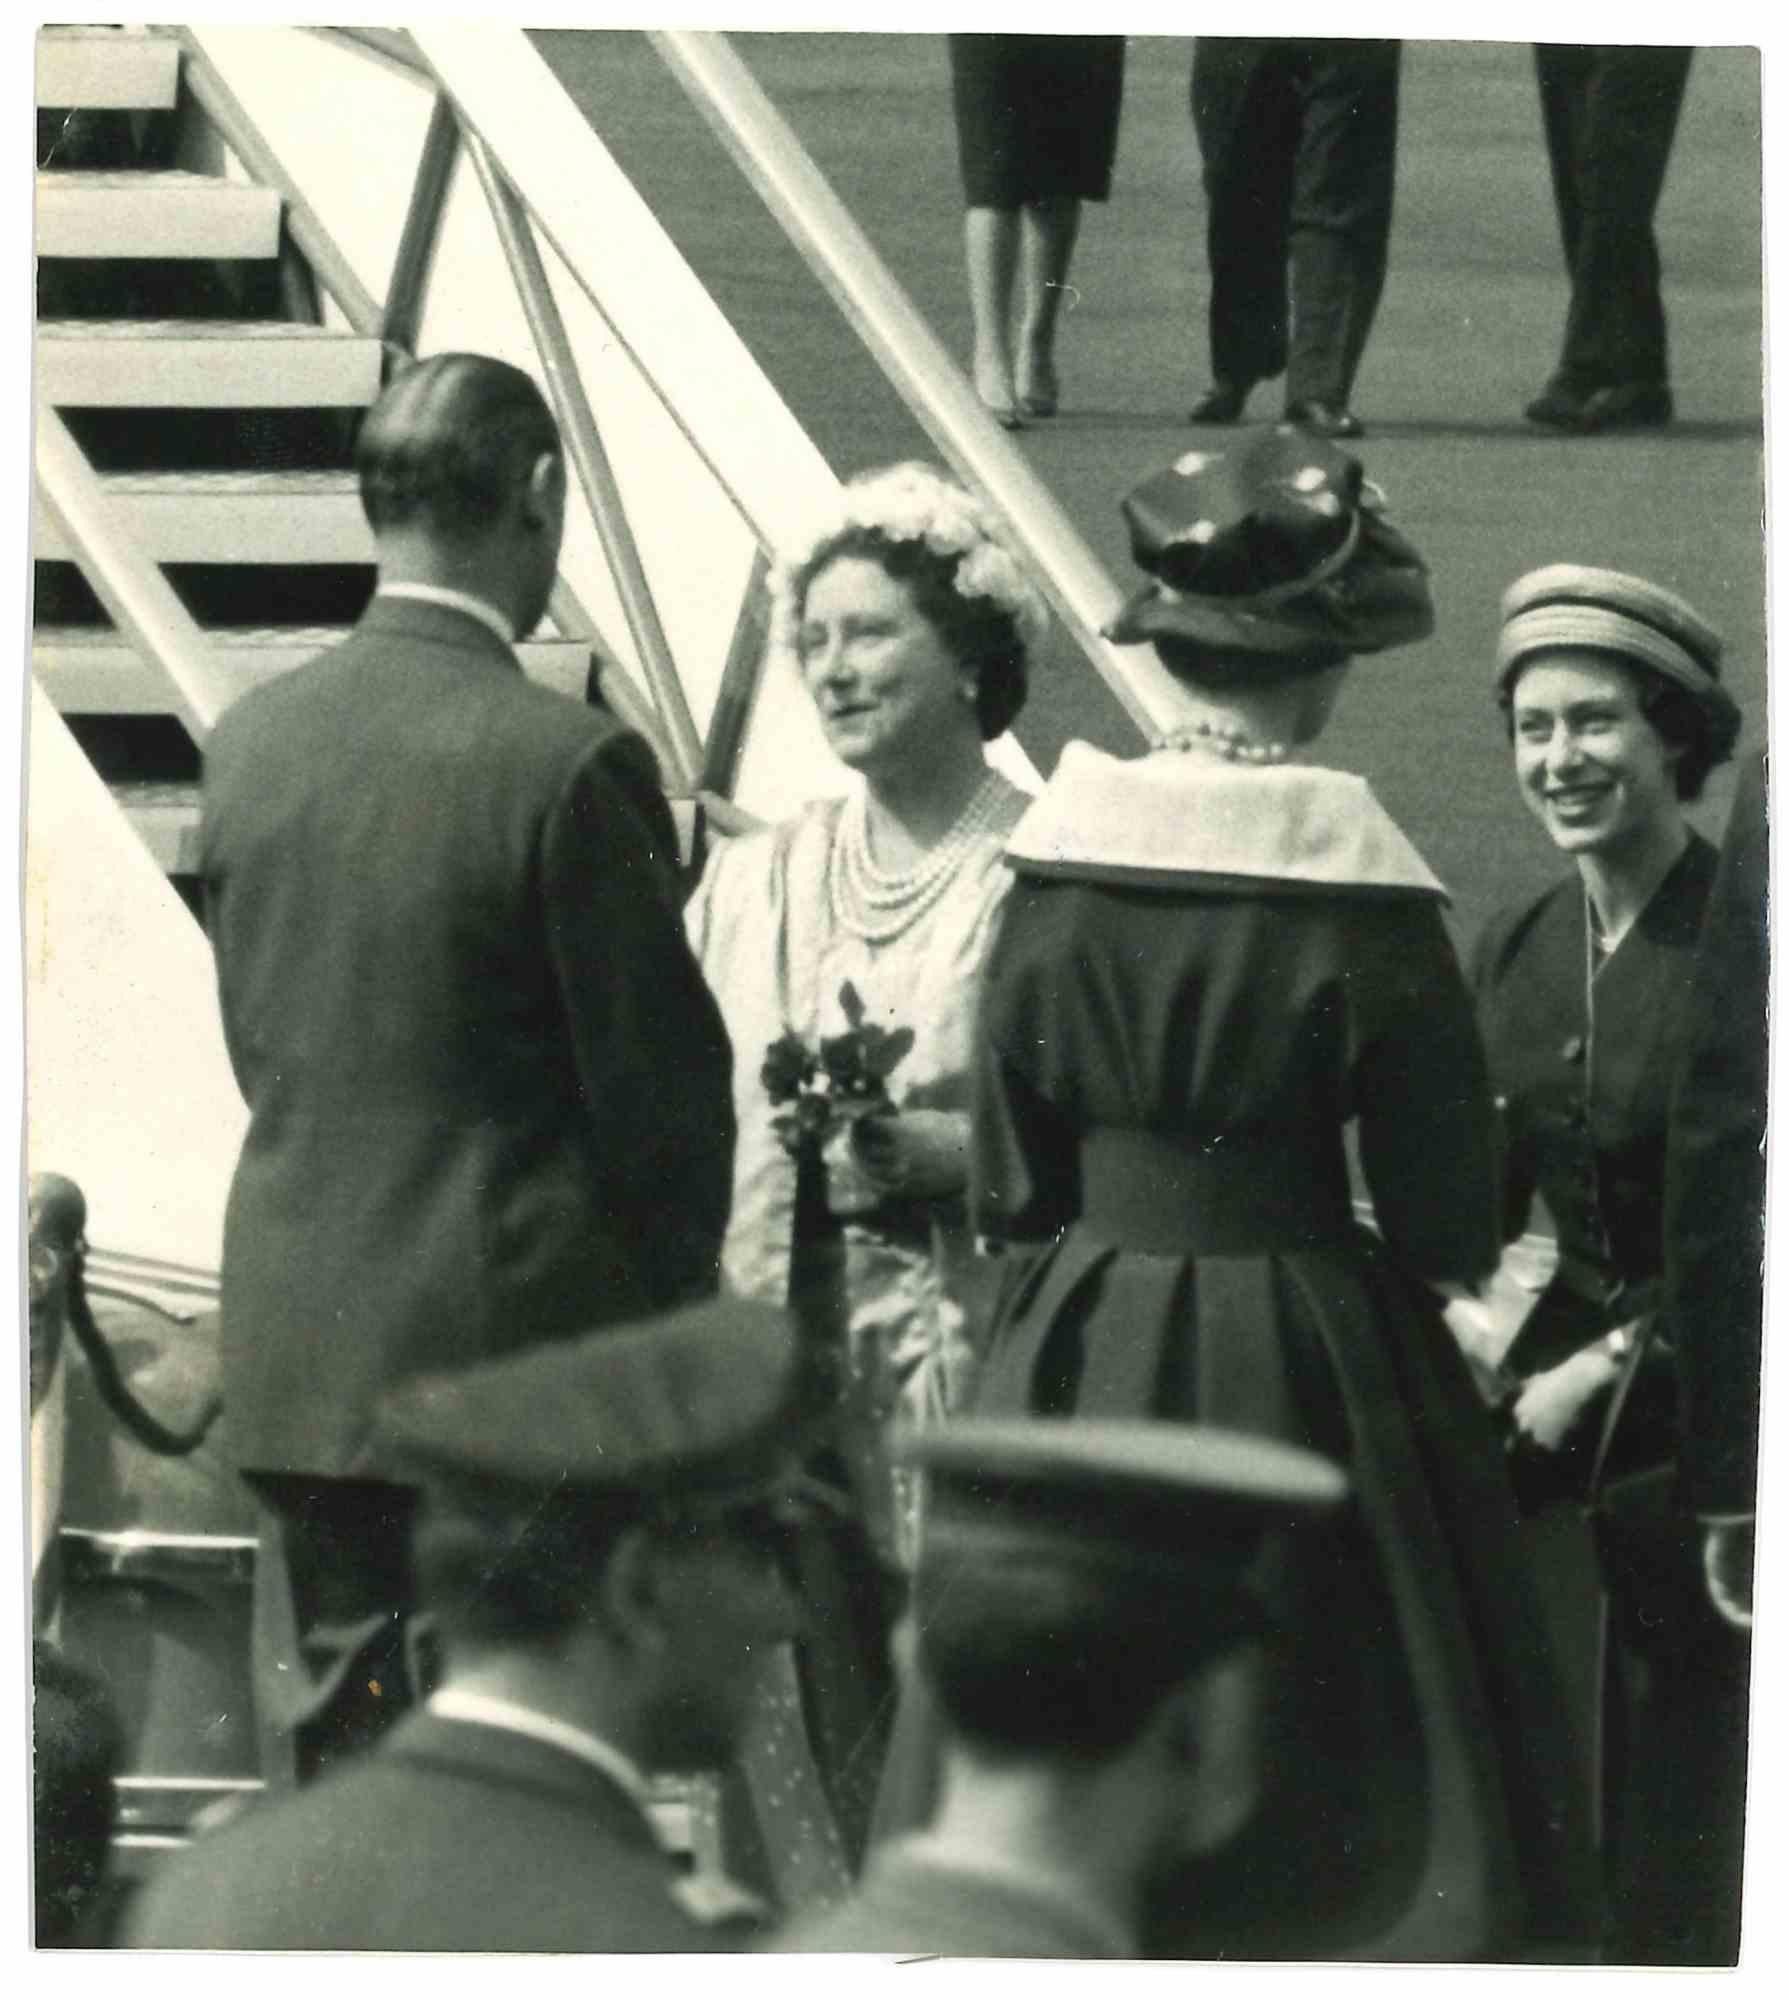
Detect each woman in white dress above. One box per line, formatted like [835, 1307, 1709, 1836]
[686, 462, 1043, 1907]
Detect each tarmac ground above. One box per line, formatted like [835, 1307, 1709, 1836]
[538, 32, 1765, 948]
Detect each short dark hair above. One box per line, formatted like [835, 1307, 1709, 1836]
[788, 525, 1030, 740]
[1498, 653, 1739, 802]
[913, 1553, 1256, 1763]
[356, 352, 560, 540]
[34, 1642, 122, 1947]
[1151, 635, 1347, 692]
[414, 1488, 645, 1651]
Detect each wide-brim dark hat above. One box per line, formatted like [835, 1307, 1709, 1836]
[1104, 426, 1435, 661]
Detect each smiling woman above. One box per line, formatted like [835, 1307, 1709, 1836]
[684, 462, 1043, 1913]
[1468, 563, 1746, 1963]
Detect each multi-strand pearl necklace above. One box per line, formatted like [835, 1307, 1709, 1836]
[828, 771, 1009, 945]
[1151, 719, 1289, 766]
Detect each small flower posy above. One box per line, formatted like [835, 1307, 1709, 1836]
[769, 463, 1049, 661]
[761, 980, 915, 1157]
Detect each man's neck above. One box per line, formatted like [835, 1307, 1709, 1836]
[440, 1648, 646, 1771]
[924, 1749, 1153, 1942]
[376, 542, 518, 640]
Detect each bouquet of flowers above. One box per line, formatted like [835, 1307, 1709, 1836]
[761, 980, 914, 1159]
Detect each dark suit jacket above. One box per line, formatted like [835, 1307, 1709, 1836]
[201, 595, 734, 1479]
[125, 1710, 745, 1951]
[1473, 835, 1718, 1374]
[775, 1840, 1127, 1957]
[1665, 758, 1767, 1516]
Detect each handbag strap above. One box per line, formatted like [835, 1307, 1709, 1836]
[1584, 1314, 1659, 1503]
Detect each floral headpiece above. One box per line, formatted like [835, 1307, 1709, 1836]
[770, 463, 1050, 660]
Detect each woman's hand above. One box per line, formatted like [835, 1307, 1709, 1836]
[1509, 1343, 1622, 1452]
[849, 1109, 969, 1201]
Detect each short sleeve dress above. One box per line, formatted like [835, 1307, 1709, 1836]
[879, 743, 1599, 1961]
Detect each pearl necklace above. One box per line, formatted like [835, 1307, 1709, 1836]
[1152, 720, 1289, 766]
[828, 772, 1009, 945]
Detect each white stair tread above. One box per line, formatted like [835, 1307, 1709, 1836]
[35, 627, 596, 714]
[37, 171, 281, 262]
[35, 469, 372, 565]
[37, 29, 180, 112]
[36, 321, 383, 410]
[112, 781, 202, 875]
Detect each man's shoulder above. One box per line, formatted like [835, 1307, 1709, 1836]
[126, 1741, 740, 1952]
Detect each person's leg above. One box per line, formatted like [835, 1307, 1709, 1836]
[1016, 196, 1082, 415]
[246, 1475, 422, 1791]
[964, 205, 1022, 424]
[1564, 47, 1693, 394]
[1191, 40, 1295, 412]
[1285, 40, 1401, 418]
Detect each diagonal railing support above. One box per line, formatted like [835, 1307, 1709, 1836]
[649, 29, 1182, 743]
[464, 127, 703, 789]
[381, 90, 460, 359]
[34, 407, 236, 740]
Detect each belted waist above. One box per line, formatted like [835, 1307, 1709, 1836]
[1076, 1126, 1354, 1256]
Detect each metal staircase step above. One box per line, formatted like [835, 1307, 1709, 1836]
[37, 28, 181, 111]
[111, 780, 203, 875]
[37, 321, 383, 410]
[35, 628, 597, 715]
[36, 170, 281, 261]
[35, 469, 371, 566]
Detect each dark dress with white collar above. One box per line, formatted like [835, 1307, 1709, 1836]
[881, 745, 1598, 1962]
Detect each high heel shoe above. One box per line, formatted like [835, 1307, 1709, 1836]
[974, 357, 1025, 431]
[1018, 356, 1060, 420]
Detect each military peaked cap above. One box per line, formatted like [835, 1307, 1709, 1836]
[900, 1417, 1347, 1589]
[375, 1294, 815, 1510]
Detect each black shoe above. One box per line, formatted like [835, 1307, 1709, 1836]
[1284, 399, 1364, 440]
[1189, 379, 1254, 425]
[1525, 380, 1674, 433]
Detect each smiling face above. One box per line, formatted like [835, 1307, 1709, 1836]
[1509, 651, 1684, 860]
[795, 554, 980, 778]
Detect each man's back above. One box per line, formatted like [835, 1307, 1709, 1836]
[127, 1712, 740, 1953]
[203, 594, 734, 1479]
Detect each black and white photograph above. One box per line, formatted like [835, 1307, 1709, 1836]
[13, 5, 1779, 1976]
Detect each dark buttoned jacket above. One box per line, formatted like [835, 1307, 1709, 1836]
[1665, 761, 1767, 1516]
[126, 1710, 749, 1952]
[201, 595, 735, 1480]
[1472, 835, 1719, 1375]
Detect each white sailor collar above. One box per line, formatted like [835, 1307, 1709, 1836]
[1004, 740, 1448, 901]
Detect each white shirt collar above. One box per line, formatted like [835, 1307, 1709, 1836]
[376, 581, 516, 647]
[425, 1687, 652, 1815]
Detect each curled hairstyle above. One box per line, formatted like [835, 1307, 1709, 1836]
[786, 526, 1030, 741]
[356, 352, 560, 541]
[912, 1552, 1259, 1763]
[1498, 653, 1739, 803]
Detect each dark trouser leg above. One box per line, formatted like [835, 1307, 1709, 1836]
[1537, 44, 1693, 390]
[246, 1474, 424, 1792]
[1285, 41, 1401, 410]
[1192, 40, 1297, 388]
[1602, 1586, 1750, 1963]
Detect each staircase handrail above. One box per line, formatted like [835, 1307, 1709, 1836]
[650, 30, 1186, 742]
[33, 406, 236, 740]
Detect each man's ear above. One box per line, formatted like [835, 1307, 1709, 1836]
[520, 449, 563, 531]
[595, 1523, 670, 1658]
